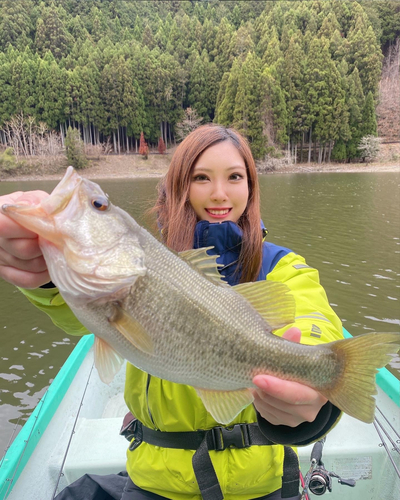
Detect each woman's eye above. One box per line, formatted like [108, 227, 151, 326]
[91, 196, 110, 211]
[230, 173, 244, 181]
[193, 174, 209, 181]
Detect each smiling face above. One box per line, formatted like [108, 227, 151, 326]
[189, 140, 249, 224]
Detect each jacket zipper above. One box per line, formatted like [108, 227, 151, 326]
[146, 374, 157, 429]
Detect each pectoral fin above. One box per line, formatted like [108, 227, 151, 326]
[196, 387, 254, 424]
[233, 280, 295, 331]
[94, 337, 124, 384]
[109, 303, 154, 355]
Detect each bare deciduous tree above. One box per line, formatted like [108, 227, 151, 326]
[377, 38, 400, 141]
[358, 135, 381, 164]
[175, 108, 203, 142]
[1, 113, 63, 160]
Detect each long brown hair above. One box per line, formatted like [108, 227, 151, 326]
[153, 124, 263, 283]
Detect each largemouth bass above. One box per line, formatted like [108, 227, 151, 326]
[2, 167, 399, 424]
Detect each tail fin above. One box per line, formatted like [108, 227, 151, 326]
[323, 333, 400, 423]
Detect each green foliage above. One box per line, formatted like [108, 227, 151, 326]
[331, 139, 347, 162]
[233, 52, 265, 159]
[0, 147, 19, 173]
[361, 91, 378, 137]
[65, 127, 88, 169]
[0, 0, 389, 162]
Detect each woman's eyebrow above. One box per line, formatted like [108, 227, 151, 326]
[193, 165, 246, 172]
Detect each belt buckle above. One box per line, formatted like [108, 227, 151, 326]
[212, 424, 250, 451]
[127, 420, 143, 451]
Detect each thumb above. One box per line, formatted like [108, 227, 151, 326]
[282, 326, 302, 343]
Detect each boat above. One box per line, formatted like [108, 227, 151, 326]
[0, 328, 399, 500]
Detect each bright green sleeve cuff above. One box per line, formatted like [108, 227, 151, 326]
[18, 287, 91, 337]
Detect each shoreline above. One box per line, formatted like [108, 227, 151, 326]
[1, 154, 399, 183]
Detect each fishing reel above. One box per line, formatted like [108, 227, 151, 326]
[307, 465, 332, 495]
[301, 439, 356, 498]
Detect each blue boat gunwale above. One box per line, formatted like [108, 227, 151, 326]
[0, 328, 399, 499]
[0, 334, 94, 500]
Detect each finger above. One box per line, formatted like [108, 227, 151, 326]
[0, 215, 39, 239]
[0, 236, 43, 260]
[282, 327, 302, 343]
[254, 389, 326, 419]
[1, 190, 49, 205]
[0, 247, 47, 272]
[0, 265, 50, 289]
[252, 375, 327, 406]
[253, 396, 307, 427]
[0, 191, 49, 238]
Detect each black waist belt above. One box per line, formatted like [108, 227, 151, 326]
[123, 419, 299, 500]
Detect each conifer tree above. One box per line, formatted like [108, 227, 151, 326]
[211, 17, 235, 79]
[347, 19, 383, 97]
[281, 32, 306, 154]
[360, 91, 378, 137]
[142, 24, 155, 49]
[304, 37, 347, 162]
[233, 52, 265, 159]
[0, 50, 16, 126]
[35, 52, 67, 129]
[332, 66, 364, 161]
[35, 4, 72, 60]
[260, 65, 288, 147]
[318, 11, 341, 40]
[0, 0, 35, 51]
[260, 27, 282, 67]
[215, 58, 241, 126]
[11, 49, 39, 118]
[187, 50, 218, 122]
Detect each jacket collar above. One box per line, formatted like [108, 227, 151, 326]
[193, 220, 243, 254]
[193, 220, 267, 253]
[193, 220, 267, 286]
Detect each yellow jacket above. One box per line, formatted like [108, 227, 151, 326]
[19, 225, 343, 499]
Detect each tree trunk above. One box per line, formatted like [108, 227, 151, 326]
[294, 143, 297, 164]
[328, 140, 333, 163]
[308, 126, 312, 163]
[60, 124, 64, 147]
[113, 131, 117, 153]
[300, 132, 304, 163]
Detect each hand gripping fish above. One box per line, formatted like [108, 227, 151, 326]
[2, 167, 399, 425]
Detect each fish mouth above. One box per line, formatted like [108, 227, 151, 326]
[1, 166, 82, 244]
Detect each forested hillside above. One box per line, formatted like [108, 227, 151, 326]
[0, 0, 399, 162]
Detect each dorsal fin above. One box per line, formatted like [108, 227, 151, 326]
[179, 246, 228, 287]
[233, 280, 296, 331]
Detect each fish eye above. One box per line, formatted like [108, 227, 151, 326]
[91, 196, 109, 211]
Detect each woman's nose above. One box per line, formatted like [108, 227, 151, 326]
[210, 182, 228, 201]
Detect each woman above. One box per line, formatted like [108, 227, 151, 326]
[0, 125, 343, 499]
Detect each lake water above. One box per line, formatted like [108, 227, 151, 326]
[0, 172, 399, 455]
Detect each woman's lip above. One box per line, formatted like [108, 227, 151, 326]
[205, 208, 232, 218]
